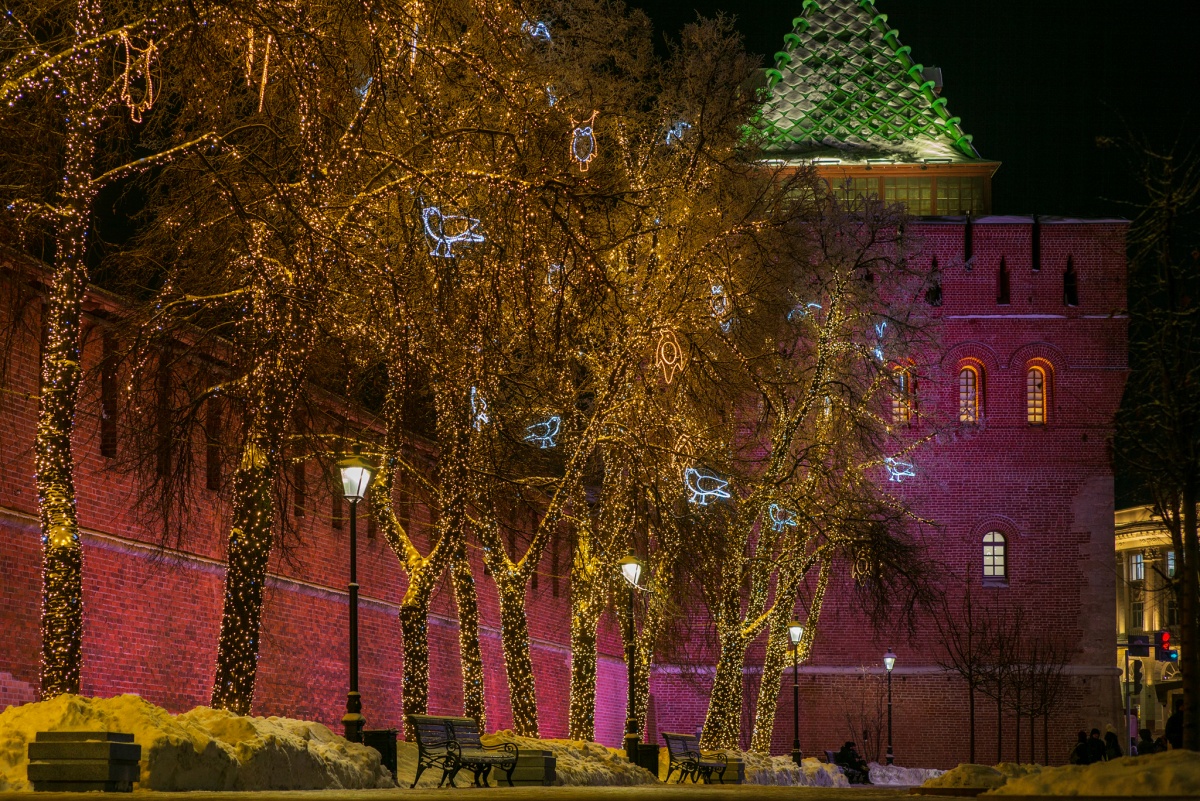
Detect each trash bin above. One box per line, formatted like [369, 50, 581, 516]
[635, 743, 660, 779]
[362, 729, 398, 782]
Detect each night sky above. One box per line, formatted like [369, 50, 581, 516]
[633, 0, 1200, 219]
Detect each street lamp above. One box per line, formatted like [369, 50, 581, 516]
[787, 620, 805, 765]
[618, 551, 645, 763]
[338, 449, 376, 743]
[883, 648, 897, 765]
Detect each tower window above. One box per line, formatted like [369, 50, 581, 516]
[1064, 257, 1079, 306]
[997, 257, 1010, 305]
[1026, 366, 1046, 425]
[958, 365, 981, 423]
[893, 368, 916, 424]
[983, 531, 1006, 582]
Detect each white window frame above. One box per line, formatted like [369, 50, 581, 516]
[1130, 552, 1144, 582]
[983, 531, 1006, 583]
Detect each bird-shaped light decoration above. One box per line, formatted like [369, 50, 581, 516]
[873, 319, 888, 361]
[521, 20, 552, 41]
[665, 120, 691, 145]
[546, 263, 563, 292]
[470, 386, 490, 431]
[546, 86, 557, 107]
[684, 467, 731, 506]
[884, 457, 916, 482]
[422, 206, 484, 258]
[788, 301, 822, 322]
[524, 415, 561, 448]
[655, 330, 685, 384]
[768, 503, 798, 532]
[571, 112, 598, 172]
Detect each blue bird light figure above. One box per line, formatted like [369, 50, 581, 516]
[422, 206, 484, 258]
[768, 503, 798, 532]
[546, 86, 557, 107]
[665, 120, 691, 145]
[884, 457, 916, 483]
[571, 112, 598, 172]
[685, 467, 731, 506]
[524, 415, 561, 448]
[521, 20, 552, 41]
[788, 301, 822, 322]
[470, 386, 490, 431]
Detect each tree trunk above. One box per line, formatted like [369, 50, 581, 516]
[37, 71, 98, 697]
[1015, 684, 1022, 763]
[1182, 477, 1200, 750]
[996, 678, 1003, 763]
[569, 600, 599, 741]
[749, 613, 791, 752]
[210, 425, 281, 713]
[399, 593, 434, 723]
[452, 544, 486, 727]
[701, 629, 747, 750]
[968, 683, 976, 763]
[496, 572, 539, 736]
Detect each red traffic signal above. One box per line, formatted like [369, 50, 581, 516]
[1154, 631, 1178, 662]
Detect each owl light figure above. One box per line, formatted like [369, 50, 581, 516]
[710, 284, 732, 332]
[571, 112, 598, 172]
[768, 503, 798, 532]
[884, 457, 916, 482]
[684, 467, 731, 506]
[524, 415, 561, 448]
[655, 330, 685, 384]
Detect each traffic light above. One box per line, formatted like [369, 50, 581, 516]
[1154, 631, 1179, 662]
[1131, 660, 1144, 695]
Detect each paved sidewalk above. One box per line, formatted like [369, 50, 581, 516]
[0, 787, 955, 801]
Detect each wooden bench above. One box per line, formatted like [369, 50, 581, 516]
[661, 732, 728, 783]
[408, 715, 518, 788]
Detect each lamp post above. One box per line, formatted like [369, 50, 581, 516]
[787, 620, 805, 765]
[338, 450, 376, 743]
[883, 648, 897, 765]
[618, 551, 644, 763]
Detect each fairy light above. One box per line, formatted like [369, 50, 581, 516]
[470, 386, 490, 430]
[118, 32, 158, 122]
[521, 20, 552, 41]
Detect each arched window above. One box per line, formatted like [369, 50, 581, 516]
[1026, 366, 1047, 424]
[958, 365, 981, 423]
[983, 532, 1006, 581]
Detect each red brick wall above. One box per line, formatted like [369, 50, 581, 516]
[0, 216, 1126, 768]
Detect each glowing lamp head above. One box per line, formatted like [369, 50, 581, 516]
[618, 552, 644, 589]
[883, 649, 897, 672]
[787, 620, 804, 647]
[337, 451, 376, 503]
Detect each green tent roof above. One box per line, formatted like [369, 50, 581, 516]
[757, 0, 981, 163]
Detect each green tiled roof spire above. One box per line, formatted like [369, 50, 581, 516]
[758, 0, 980, 162]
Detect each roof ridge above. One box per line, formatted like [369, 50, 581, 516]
[756, 0, 981, 163]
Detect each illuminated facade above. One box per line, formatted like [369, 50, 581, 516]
[1115, 505, 1184, 735]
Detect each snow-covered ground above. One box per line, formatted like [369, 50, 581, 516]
[0, 694, 393, 791]
[919, 752, 1200, 795]
[740, 753, 850, 787]
[988, 751, 1200, 796]
[868, 761, 944, 786]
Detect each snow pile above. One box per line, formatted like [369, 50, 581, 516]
[870, 761, 944, 786]
[740, 753, 850, 787]
[0, 694, 393, 791]
[988, 751, 1200, 796]
[393, 731, 656, 788]
[923, 763, 1040, 790]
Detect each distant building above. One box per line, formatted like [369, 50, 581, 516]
[1114, 505, 1183, 735]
